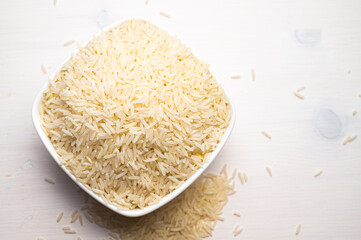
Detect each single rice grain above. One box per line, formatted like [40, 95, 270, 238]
[233, 211, 241, 217]
[294, 92, 304, 100]
[238, 172, 244, 184]
[56, 212, 64, 223]
[261, 131, 271, 139]
[314, 170, 323, 178]
[243, 173, 248, 183]
[295, 224, 301, 235]
[160, 12, 171, 18]
[44, 177, 55, 184]
[266, 167, 272, 177]
[41, 64, 47, 74]
[64, 40, 76, 47]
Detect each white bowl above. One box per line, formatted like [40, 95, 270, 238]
[31, 19, 236, 217]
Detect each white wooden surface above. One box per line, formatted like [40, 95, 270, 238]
[1, 0, 361, 239]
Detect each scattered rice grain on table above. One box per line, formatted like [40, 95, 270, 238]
[40, 19, 231, 210]
[160, 12, 171, 18]
[56, 212, 64, 223]
[251, 69, 255, 81]
[261, 131, 271, 139]
[343, 135, 357, 145]
[79, 215, 84, 226]
[80, 171, 234, 240]
[353, 110, 357, 116]
[41, 64, 47, 74]
[266, 166, 272, 177]
[314, 170, 323, 178]
[231, 75, 240, 79]
[243, 172, 248, 183]
[233, 211, 241, 217]
[70, 214, 79, 223]
[233, 225, 243, 237]
[231, 168, 237, 180]
[44, 177, 55, 184]
[238, 172, 244, 184]
[64, 40, 76, 47]
[294, 91, 304, 100]
[295, 224, 301, 235]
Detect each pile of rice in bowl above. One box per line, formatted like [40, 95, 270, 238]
[40, 19, 231, 210]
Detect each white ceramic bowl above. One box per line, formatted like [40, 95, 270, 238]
[31, 19, 236, 217]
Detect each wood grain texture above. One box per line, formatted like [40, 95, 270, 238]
[1, 0, 361, 239]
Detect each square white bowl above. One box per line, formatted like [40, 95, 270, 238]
[31, 19, 236, 217]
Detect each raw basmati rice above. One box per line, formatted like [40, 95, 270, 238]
[56, 212, 64, 223]
[251, 69, 255, 81]
[266, 166, 272, 177]
[41, 64, 47, 74]
[314, 170, 323, 178]
[238, 172, 244, 184]
[295, 224, 301, 235]
[261, 131, 271, 139]
[353, 110, 357, 116]
[160, 12, 171, 18]
[294, 92, 304, 100]
[40, 19, 231, 210]
[233, 225, 243, 236]
[233, 211, 240, 217]
[231, 75, 240, 79]
[44, 177, 55, 184]
[81, 170, 234, 240]
[343, 135, 357, 145]
[243, 173, 248, 183]
[79, 215, 84, 226]
[64, 40, 76, 47]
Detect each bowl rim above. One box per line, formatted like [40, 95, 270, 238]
[31, 18, 236, 217]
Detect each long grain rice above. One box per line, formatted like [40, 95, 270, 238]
[40, 19, 231, 210]
[251, 69, 255, 81]
[41, 64, 47, 74]
[343, 135, 357, 145]
[243, 173, 248, 183]
[238, 172, 244, 184]
[44, 177, 55, 184]
[81, 171, 233, 240]
[295, 224, 301, 235]
[294, 92, 304, 100]
[233, 211, 240, 217]
[266, 166, 272, 177]
[314, 170, 323, 178]
[160, 12, 171, 18]
[353, 110, 357, 116]
[233, 225, 243, 236]
[56, 212, 64, 223]
[261, 131, 271, 139]
[231, 75, 240, 79]
[64, 40, 76, 47]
